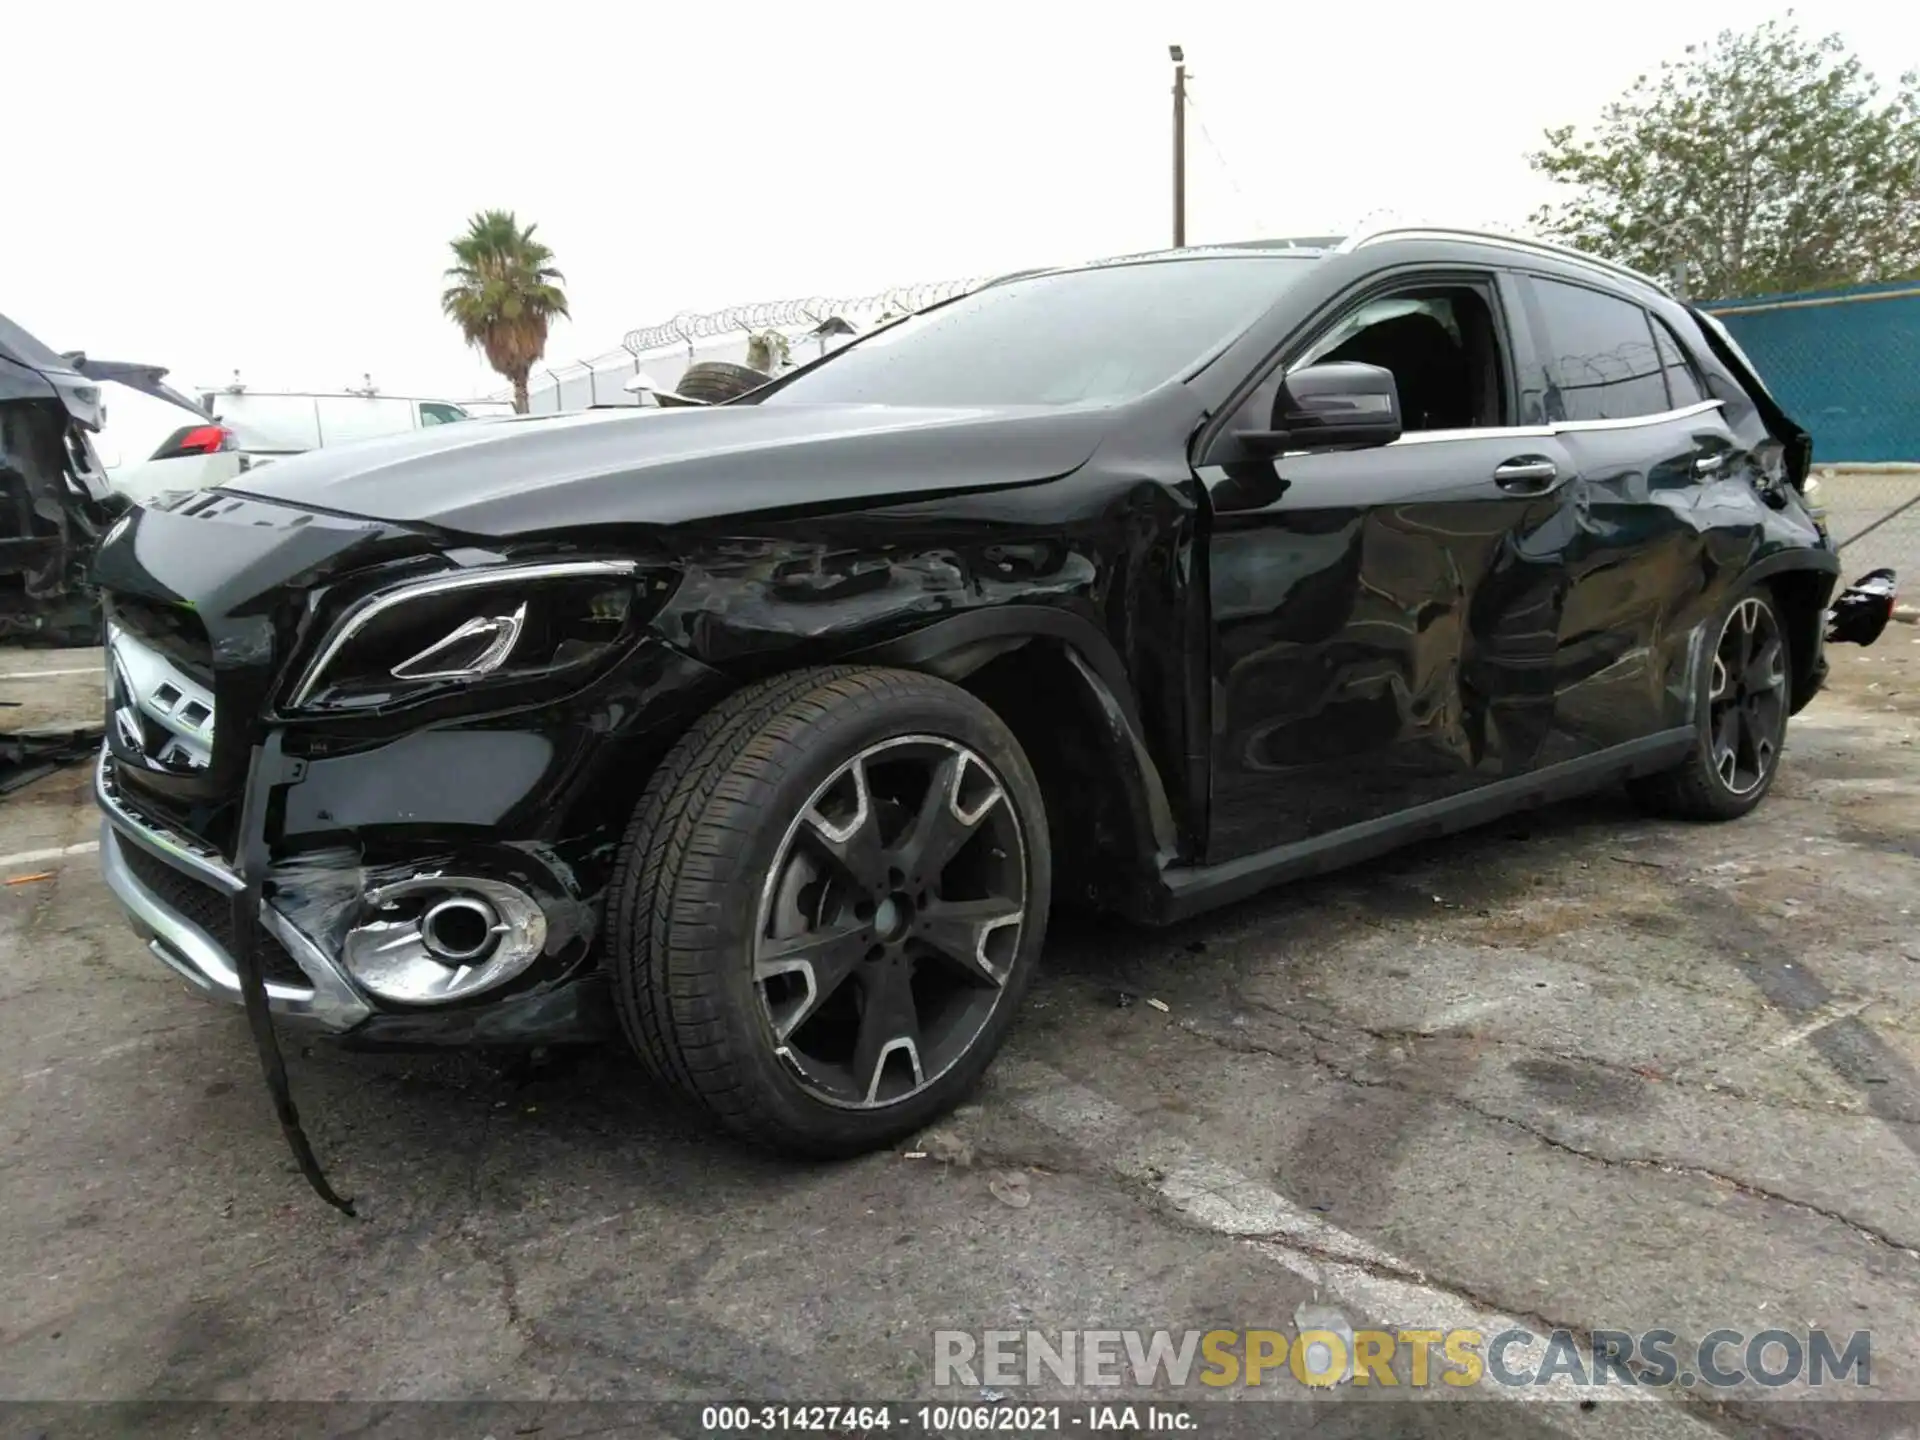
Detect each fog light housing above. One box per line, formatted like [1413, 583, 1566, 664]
[342, 875, 548, 1005]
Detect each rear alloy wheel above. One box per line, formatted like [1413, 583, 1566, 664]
[1706, 595, 1789, 799]
[606, 667, 1050, 1155]
[1629, 586, 1791, 821]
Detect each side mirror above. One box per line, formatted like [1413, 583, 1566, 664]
[1238, 361, 1402, 455]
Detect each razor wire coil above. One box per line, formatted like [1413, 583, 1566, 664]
[620, 278, 983, 356]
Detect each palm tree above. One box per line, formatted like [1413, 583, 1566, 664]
[440, 210, 569, 413]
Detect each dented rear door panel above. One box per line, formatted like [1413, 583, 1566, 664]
[1527, 406, 1743, 751]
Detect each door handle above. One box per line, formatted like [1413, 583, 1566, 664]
[1492, 458, 1561, 492]
[1695, 452, 1727, 476]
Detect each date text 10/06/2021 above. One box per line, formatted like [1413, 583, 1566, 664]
[700, 1405, 1193, 1432]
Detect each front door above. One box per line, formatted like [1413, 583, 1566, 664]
[1200, 272, 1583, 862]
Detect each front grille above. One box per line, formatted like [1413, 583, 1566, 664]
[106, 620, 217, 774]
[105, 594, 215, 686]
[98, 753, 236, 868]
[117, 840, 312, 989]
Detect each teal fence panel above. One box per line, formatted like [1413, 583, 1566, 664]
[1703, 281, 1920, 464]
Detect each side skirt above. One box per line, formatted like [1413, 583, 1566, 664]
[1144, 728, 1696, 924]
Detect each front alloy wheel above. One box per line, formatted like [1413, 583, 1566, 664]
[606, 667, 1051, 1156]
[757, 736, 1028, 1109]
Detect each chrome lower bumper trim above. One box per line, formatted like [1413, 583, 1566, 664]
[94, 747, 239, 893]
[95, 752, 371, 1031]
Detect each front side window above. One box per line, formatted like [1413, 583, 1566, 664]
[1528, 277, 1670, 422]
[419, 402, 469, 427]
[1295, 284, 1508, 432]
[757, 256, 1316, 409]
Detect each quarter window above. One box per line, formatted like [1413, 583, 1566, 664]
[1651, 319, 1706, 408]
[1528, 278, 1670, 422]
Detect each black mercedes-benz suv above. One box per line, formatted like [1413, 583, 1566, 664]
[93, 228, 1896, 1168]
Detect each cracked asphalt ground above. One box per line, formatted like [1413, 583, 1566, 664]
[3, 638, 1919, 1439]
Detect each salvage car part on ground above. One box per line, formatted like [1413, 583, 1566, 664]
[1, 725, 102, 796]
[88, 227, 1895, 1208]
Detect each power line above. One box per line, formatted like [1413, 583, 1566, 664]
[1184, 88, 1269, 235]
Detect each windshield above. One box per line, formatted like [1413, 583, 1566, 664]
[759, 256, 1317, 408]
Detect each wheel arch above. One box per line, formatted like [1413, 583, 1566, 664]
[851, 606, 1181, 912]
[1742, 549, 1840, 714]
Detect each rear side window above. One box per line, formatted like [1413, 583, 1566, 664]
[1650, 319, 1705, 407]
[1527, 277, 1670, 422]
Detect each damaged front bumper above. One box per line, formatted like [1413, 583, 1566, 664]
[96, 746, 613, 1045]
[97, 750, 371, 1030]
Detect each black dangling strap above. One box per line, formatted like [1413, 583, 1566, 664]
[230, 731, 356, 1217]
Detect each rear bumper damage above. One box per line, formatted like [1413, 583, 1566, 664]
[1827, 568, 1900, 648]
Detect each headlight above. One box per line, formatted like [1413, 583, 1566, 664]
[288, 559, 643, 712]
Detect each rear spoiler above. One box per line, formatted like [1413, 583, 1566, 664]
[1688, 308, 1811, 489]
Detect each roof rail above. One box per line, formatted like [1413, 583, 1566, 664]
[1334, 226, 1670, 296]
[1065, 237, 1341, 271]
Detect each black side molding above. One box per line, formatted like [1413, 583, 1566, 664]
[1145, 728, 1697, 924]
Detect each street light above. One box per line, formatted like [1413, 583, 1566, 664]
[1169, 46, 1187, 248]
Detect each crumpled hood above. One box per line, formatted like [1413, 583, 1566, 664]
[223, 401, 1112, 536]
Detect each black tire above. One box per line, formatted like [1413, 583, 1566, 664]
[669, 361, 772, 405]
[1627, 583, 1791, 821]
[605, 666, 1051, 1156]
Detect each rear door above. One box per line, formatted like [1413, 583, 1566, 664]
[1200, 269, 1583, 861]
[1511, 273, 1740, 750]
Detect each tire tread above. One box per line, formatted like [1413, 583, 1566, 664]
[604, 665, 1041, 1154]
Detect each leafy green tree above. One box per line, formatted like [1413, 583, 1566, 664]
[441, 210, 570, 412]
[1529, 18, 1920, 298]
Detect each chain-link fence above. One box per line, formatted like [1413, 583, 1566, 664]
[1703, 281, 1920, 579]
[1801, 467, 1920, 579]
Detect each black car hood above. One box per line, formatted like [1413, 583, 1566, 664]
[224, 401, 1111, 536]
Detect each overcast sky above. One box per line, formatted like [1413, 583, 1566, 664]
[7, 0, 1917, 460]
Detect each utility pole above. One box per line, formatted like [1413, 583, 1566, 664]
[1170, 44, 1187, 248]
